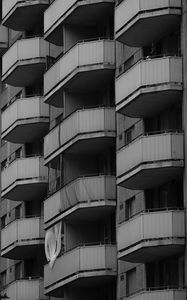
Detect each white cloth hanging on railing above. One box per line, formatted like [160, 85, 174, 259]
[45, 222, 62, 269]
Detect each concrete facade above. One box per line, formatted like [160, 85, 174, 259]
[0, 0, 186, 300]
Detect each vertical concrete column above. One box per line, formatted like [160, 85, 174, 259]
[181, 0, 187, 287]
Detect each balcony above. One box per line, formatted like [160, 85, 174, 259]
[44, 39, 115, 107]
[2, 0, 49, 31]
[2, 279, 47, 300]
[1, 156, 48, 201]
[44, 244, 117, 296]
[117, 209, 185, 263]
[0, 25, 8, 55]
[115, 0, 181, 46]
[116, 56, 182, 118]
[1, 217, 44, 259]
[44, 0, 114, 45]
[125, 289, 186, 300]
[44, 107, 116, 164]
[117, 132, 184, 190]
[1, 96, 49, 143]
[44, 175, 116, 228]
[2, 37, 50, 87]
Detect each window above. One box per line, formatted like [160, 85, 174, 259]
[125, 196, 136, 220]
[125, 126, 134, 145]
[126, 268, 136, 297]
[1, 271, 6, 288]
[1, 215, 6, 229]
[15, 205, 21, 220]
[15, 263, 22, 280]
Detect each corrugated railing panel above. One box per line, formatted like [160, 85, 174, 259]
[115, 57, 182, 106]
[117, 210, 185, 252]
[118, 215, 142, 250]
[117, 137, 142, 177]
[44, 40, 115, 96]
[1, 157, 47, 191]
[44, 247, 79, 288]
[2, 0, 17, 18]
[1, 217, 44, 251]
[116, 62, 141, 106]
[44, 175, 116, 224]
[142, 134, 172, 162]
[79, 108, 104, 132]
[115, 0, 140, 33]
[44, 107, 115, 159]
[115, 0, 181, 34]
[2, 41, 17, 75]
[44, 0, 76, 33]
[2, 101, 18, 132]
[39, 157, 48, 178]
[103, 40, 115, 64]
[59, 111, 78, 146]
[142, 211, 173, 239]
[79, 246, 106, 270]
[3, 38, 49, 76]
[44, 192, 61, 223]
[17, 218, 43, 241]
[140, 0, 181, 10]
[1, 221, 17, 249]
[44, 245, 116, 289]
[172, 211, 185, 236]
[117, 133, 183, 177]
[44, 126, 60, 158]
[127, 289, 186, 300]
[0, 25, 8, 44]
[2, 97, 49, 134]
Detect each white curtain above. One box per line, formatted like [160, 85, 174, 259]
[45, 222, 62, 268]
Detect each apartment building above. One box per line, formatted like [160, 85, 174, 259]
[0, 0, 186, 300]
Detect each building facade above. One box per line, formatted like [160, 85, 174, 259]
[0, 0, 186, 300]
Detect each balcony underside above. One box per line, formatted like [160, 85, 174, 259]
[1, 240, 44, 260]
[2, 118, 49, 143]
[116, 11, 181, 46]
[45, 2, 114, 45]
[2, 180, 47, 201]
[2, 59, 46, 87]
[117, 161, 183, 190]
[46, 272, 116, 296]
[118, 238, 185, 263]
[45, 135, 115, 165]
[117, 85, 182, 118]
[46, 201, 116, 229]
[45, 67, 114, 107]
[3, 2, 49, 31]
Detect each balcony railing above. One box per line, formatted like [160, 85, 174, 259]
[117, 132, 184, 189]
[1, 156, 48, 201]
[44, 175, 116, 227]
[124, 288, 186, 300]
[0, 25, 8, 54]
[116, 56, 182, 117]
[1, 96, 49, 143]
[115, 0, 182, 46]
[117, 209, 185, 262]
[44, 107, 116, 163]
[2, 278, 47, 300]
[1, 217, 44, 259]
[2, 37, 50, 86]
[44, 244, 117, 294]
[44, 39, 115, 105]
[2, 0, 49, 31]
